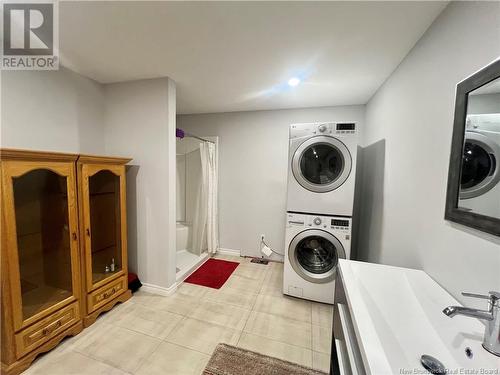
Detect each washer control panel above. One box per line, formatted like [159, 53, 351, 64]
[331, 219, 350, 231]
[287, 213, 351, 232]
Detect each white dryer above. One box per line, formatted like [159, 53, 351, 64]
[284, 212, 351, 304]
[459, 114, 500, 218]
[287, 122, 358, 216]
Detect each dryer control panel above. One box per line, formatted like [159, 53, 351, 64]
[290, 122, 357, 139]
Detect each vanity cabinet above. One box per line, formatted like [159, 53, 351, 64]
[77, 155, 132, 327]
[0, 150, 84, 375]
[0, 150, 132, 375]
[332, 260, 500, 374]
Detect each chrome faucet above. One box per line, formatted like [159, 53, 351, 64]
[443, 291, 500, 357]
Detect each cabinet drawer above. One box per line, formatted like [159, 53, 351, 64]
[15, 302, 80, 358]
[87, 277, 127, 313]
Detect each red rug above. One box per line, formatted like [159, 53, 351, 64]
[185, 258, 239, 289]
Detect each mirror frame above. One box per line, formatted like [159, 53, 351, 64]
[445, 58, 500, 236]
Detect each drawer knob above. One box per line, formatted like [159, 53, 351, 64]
[103, 287, 117, 299]
[42, 320, 62, 336]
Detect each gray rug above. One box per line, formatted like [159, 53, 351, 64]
[203, 343, 328, 375]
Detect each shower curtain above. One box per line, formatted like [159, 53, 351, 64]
[192, 141, 218, 255]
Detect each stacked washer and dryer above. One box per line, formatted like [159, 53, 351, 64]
[284, 122, 358, 304]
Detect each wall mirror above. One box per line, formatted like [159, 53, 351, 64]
[446, 59, 500, 236]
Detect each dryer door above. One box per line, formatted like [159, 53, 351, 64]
[460, 131, 500, 199]
[292, 136, 352, 193]
[288, 229, 346, 284]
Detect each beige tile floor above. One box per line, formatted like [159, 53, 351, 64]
[24, 254, 333, 375]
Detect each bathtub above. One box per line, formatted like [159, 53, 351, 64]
[176, 223, 191, 252]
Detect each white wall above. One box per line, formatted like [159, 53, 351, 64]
[178, 105, 365, 259]
[2, 68, 178, 291]
[359, 1, 500, 307]
[1, 67, 105, 153]
[468, 93, 500, 114]
[185, 148, 202, 225]
[176, 137, 204, 224]
[176, 153, 186, 222]
[104, 78, 177, 290]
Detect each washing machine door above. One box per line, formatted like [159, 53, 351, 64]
[292, 136, 352, 193]
[460, 131, 500, 199]
[288, 229, 346, 284]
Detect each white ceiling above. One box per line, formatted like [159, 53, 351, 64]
[59, 1, 447, 114]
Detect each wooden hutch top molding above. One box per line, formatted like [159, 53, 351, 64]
[0, 148, 78, 162]
[0, 149, 131, 165]
[77, 154, 132, 165]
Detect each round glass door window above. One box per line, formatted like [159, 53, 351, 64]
[288, 229, 346, 284]
[300, 144, 344, 185]
[292, 136, 352, 193]
[461, 142, 494, 189]
[459, 132, 500, 199]
[296, 235, 337, 274]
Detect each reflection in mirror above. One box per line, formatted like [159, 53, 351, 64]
[458, 77, 500, 219]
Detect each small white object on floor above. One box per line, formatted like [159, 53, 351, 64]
[261, 245, 273, 257]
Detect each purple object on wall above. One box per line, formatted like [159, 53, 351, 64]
[176, 128, 185, 139]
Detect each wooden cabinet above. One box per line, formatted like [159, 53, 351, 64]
[0, 150, 132, 375]
[0, 150, 84, 375]
[77, 155, 132, 327]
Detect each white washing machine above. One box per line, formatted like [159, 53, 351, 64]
[284, 212, 351, 304]
[286, 122, 358, 216]
[459, 114, 500, 218]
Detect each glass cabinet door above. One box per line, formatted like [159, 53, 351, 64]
[82, 165, 126, 291]
[1, 161, 80, 330]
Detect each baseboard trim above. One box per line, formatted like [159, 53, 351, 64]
[141, 282, 178, 297]
[217, 248, 241, 256]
